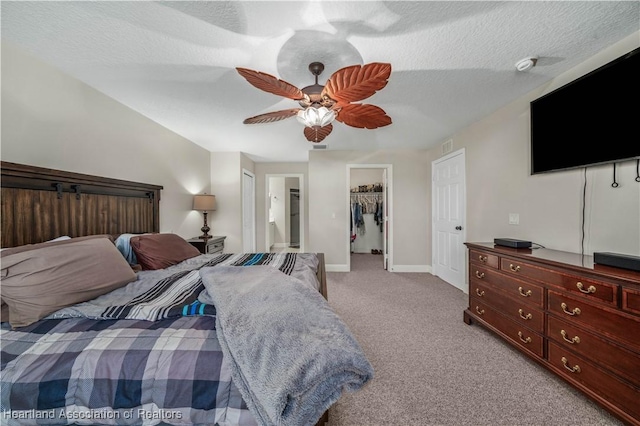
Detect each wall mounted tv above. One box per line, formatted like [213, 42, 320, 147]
[530, 47, 639, 175]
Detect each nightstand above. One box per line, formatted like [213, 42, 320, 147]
[187, 236, 226, 255]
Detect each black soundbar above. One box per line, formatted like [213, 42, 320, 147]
[494, 238, 532, 249]
[593, 252, 640, 272]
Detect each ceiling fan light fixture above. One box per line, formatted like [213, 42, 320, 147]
[237, 61, 391, 142]
[296, 106, 335, 128]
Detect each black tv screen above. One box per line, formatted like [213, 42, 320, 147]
[530, 47, 640, 174]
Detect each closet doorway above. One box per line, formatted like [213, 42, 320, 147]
[265, 174, 304, 253]
[347, 164, 392, 272]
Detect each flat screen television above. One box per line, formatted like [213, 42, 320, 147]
[530, 47, 640, 174]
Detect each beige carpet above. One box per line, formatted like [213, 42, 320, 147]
[326, 254, 621, 426]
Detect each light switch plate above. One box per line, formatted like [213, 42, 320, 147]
[509, 213, 519, 225]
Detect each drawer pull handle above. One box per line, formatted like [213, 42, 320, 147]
[561, 303, 581, 316]
[576, 282, 596, 294]
[509, 264, 521, 272]
[518, 309, 532, 320]
[478, 255, 488, 263]
[475, 271, 485, 279]
[475, 306, 485, 315]
[517, 331, 532, 344]
[560, 330, 581, 344]
[475, 288, 485, 297]
[518, 287, 532, 297]
[561, 357, 581, 373]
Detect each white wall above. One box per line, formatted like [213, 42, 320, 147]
[437, 32, 640, 258]
[350, 169, 384, 189]
[209, 152, 255, 253]
[284, 177, 299, 244]
[1, 41, 211, 239]
[269, 177, 286, 245]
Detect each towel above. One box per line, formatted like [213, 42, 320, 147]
[199, 265, 373, 426]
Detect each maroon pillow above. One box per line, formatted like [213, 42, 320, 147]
[130, 233, 200, 270]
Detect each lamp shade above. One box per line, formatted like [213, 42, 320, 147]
[193, 194, 216, 211]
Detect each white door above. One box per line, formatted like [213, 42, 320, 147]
[382, 168, 389, 270]
[242, 169, 256, 252]
[432, 150, 466, 292]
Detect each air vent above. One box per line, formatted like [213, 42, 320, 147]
[442, 139, 453, 155]
[313, 145, 327, 150]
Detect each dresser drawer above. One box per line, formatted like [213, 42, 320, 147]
[548, 316, 640, 387]
[470, 281, 544, 333]
[470, 264, 544, 308]
[548, 290, 640, 352]
[500, 258, 617, 305]
[548, 342, 640, 422]
[623, 287, 640, 316]
[470, 298, 544, 358]
[207, 240, 224, 254]
[470, 249, 499, 269]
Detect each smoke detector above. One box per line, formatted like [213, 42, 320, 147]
[515, 56, 538, 72]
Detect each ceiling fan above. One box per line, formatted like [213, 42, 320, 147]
[236, 62, 392, 143]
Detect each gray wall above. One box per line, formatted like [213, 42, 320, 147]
[209, 152, 255, 253]
[1, 41, 211, 239]
[4, 30, 637, 265]
[309, 150, 430, 270]
[436, 31, 640, 258]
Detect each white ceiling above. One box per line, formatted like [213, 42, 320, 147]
[2, 1, 638, 162]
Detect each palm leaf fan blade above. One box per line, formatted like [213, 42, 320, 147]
[236, 68, 305, 100]
[322, 63, 391, 103]
[243, 109, 301, 124]
[304, 124, 333, 143]
[335, 104, 392, 129]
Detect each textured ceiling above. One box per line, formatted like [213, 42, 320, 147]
[2, 1, 639, 162]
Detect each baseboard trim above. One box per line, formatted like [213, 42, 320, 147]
[390, 265, 432, 273]
[327, 264, 432, 273]
[326, 264, 349, 272]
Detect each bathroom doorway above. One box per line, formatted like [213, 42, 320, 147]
[266, 174, 304, 253]
[289, 189, 300, 248]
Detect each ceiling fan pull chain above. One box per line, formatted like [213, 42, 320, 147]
[636, 159, 640, 182]
[611, 163, 619, 188]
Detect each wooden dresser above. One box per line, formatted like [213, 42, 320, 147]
[464, 243, 640, 425]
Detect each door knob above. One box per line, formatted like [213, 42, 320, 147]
[455, 226, 463, 230]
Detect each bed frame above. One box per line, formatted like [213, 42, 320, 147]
[1, 161, 330, 425]
[1, 161, 328, 296]
[1, 161, 162, 248]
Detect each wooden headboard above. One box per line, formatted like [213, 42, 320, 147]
[1, 161, 163, 248]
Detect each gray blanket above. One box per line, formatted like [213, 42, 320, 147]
[199, 265, 374, 426]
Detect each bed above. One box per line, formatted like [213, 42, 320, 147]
[0, 162, 373, 426]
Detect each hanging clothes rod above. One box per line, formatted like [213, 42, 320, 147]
[350, 191, 383, 196]
[350, 193, 383, 201]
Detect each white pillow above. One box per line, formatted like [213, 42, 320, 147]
[47, 236, 71, 242]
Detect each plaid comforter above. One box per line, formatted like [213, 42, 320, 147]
[1, 316, 254, 425]
[0, 253, 320, 426]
